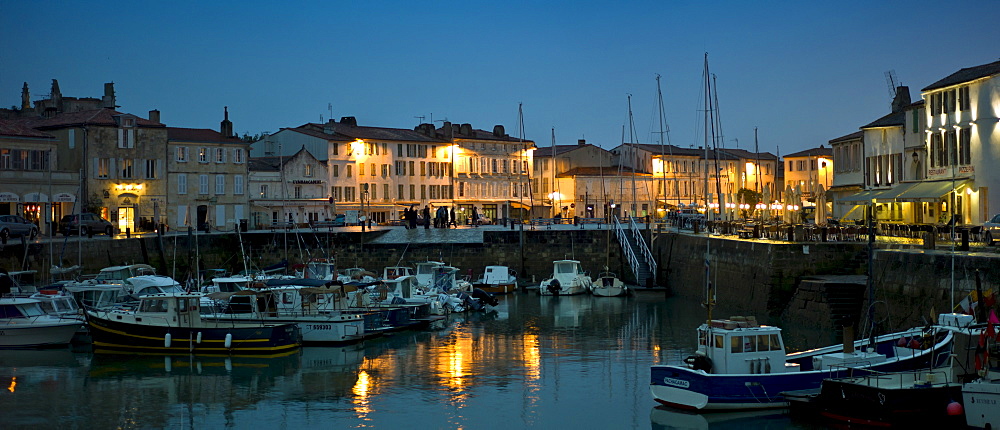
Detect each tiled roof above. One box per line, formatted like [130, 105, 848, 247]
[829, 131, 863, 144]
[286, 126, 351, 141]
[630, 143, 704, 157]
[861, 111, 904, 129]
[0, 119, 55, 139]
[21, 108, 163, 129]
[249, 157, 283, 172]
[922, 59, 1000, 92]
[446, 127, 535, 144]
[719, 148, 779, 161]
[534, 144, 604, 158]
[784, 146, 833, 158]
[557, 166, 650, 178]
[167, 127, 246, 144]
[300, 121, 446, 143]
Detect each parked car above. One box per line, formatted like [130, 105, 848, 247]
[984, 213, 1000, 245]
[60, 213, 114, 236]
[0, 215, 39, 242]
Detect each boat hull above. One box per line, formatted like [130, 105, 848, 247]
[806, 376, 964, 427]
[474, 282, 516, 295]
[0, 319, 83, 348]
[86, 313, 300, 356]
[204, 314, 368, 345]
[964, 379, 1000, 429]
[650, 328, 954, 410]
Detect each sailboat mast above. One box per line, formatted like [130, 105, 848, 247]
[702, 53, 715, 324]
[551, 127, 557, 218]
[627, 94, 638, 219]
[656, 74, 674, 218]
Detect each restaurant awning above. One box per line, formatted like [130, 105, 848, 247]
[839, 189, 878, 203]
[895, 180, 971, 202]
[508, 200, 531, 210]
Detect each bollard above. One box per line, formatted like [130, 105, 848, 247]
[126, 227, 131, 239]
[960, 230, 970, 251]
[786, 226, 794, 241]
[821, 227, 828, 242]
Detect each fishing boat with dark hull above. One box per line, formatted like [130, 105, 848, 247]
[85, 293, 301, 357]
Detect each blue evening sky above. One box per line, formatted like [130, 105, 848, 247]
[2, 1, 998, 156]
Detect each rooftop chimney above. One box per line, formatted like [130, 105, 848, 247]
[102, 82, 116, 108]
[340, 116, 357, 127]
[148, 109, 160, 124]
[578, 139, 586, 146]
[443, 121, 453, 140]
[891, 86, 911, 113]
[21, 82, 30, 110]
[460, 123, 472, 136]
[220, 106, 233, 137]
[492, 125, 505, 137]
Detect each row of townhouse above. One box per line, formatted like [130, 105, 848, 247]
[830, 59, 1000, 226]
[248, 117, 536, 227]
[0, 80, 252, 234]
[530, 139, 783, 220]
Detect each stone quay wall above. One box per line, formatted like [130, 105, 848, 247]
[4, 230, 996, 338]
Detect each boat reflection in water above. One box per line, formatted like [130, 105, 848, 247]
[649, 406, 793, 430]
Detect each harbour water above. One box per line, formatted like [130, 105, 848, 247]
[1, 292, 825, 429]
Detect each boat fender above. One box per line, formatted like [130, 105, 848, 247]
[164, 333, 172, 348]
[196, 332, 202, 344]
[225, 357, 232, 372]
[764, 359, 771, 374]
[946, 401, 963, 416]
[225, 333, 233, 349]
[164, 356, 172, 372]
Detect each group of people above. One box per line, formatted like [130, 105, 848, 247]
[401, 205, 481, 229]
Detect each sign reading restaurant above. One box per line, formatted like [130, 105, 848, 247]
[928, 165, 975, 177]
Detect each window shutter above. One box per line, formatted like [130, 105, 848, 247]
[117, 129, 124, 148]
[93, 158, 99, 177]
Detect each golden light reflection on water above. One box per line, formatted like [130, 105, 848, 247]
[7, 376, 15, 393]
[352, 370, 372, 418]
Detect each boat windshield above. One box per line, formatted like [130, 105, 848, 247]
[556, 264, 576, 274]
[140, 299, 169, 313]
[18, 303, 46, 317]
[215, 281, 245, 293]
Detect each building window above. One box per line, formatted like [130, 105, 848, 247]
[958, 86, 971, 111]
[421, 161, 426, 176]
[409, 184, 415, 200]
[199, 175, 209, 194]
[421, 185, 426, 199]
[305, 164, 313, 177]
[383, 184, 389, 200]
[409, 161, 415, 176]
[234, 175, 244, 195]
[359, 162, 365, 175]
[233, 148, 244, 164]
[145, 159, 156, 179]
[121, 159, 134, 179]
[260, 184, 268, 198]
[215, 148, 225, 163]
[176, 146, 188, 162]
[199, 148, 208, 163]
[294, 185, 302, 199]
[370, 163, 375, 176]
[98, 158, 110, 179]
[215, 175, 225, 194]
[333, 165, 340, 177]
[398, 184, 404, 199]
[118, 125, 135, 148]
[959, 127, 971, 165]
[346, 165, 353, 177]
[178, 174, 187, 194]
[381, 164, 388, 177]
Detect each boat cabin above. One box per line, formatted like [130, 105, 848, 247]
[551, 260, 586, 282]
[201, 276, 251, 294]
[92, 264, 155, 284]
[432, 266, 461, 293]
[134, 293, 204, 326]
[414, 261, 446, 286]
[124, 275, 185, 297]
[384, 275, 419, 299]
[481, 266, 513, 285]
[383, 266, 415, 280]
[693, 317, 791, 374]
[301, 259, 336, 280]
[0, 297, 49, 320]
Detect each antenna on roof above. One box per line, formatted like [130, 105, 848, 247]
[328, 103, 333, 121]
[884, 70, 900, 98]
[414, 115, 426, 124]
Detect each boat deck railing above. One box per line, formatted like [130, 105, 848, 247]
[826, 367, 955, 389]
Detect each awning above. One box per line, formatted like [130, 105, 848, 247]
[0, 192, 19, 202]
[508, 200, 531, 210]
[839, 190, 877, 203]
[23, 192, 48, 202]
[839, 186, 910, 203]
[895, 180, 970, 202]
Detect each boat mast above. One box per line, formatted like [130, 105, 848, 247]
[703, 53, 716, 325]
[656, 74, 675, 221]
[551, 127, 557, 218]
[627, 94, 638, 219]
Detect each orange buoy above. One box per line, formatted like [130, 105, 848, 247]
[946, 401, 963, 416]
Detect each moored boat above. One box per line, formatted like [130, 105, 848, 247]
[539, 260, 592, 296]
[0, 297, 85, 348]
[649, 316, 954, 410]
[86, 293, 301, 356]
[591, 271, 628, 297]
[473, 266, 518, 295]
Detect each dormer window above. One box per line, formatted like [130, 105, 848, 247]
[118, 117, 135, 148]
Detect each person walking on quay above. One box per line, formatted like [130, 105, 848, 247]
[450, 207, 457, 228]
[472, 206, 480, 227]
[407, 206, 417, 230]
[422, 206, 431, 229]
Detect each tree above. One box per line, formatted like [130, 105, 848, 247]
[240, 131, 269, 143]
[736, 188, 761, 219]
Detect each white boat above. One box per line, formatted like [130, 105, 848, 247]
[71, 264, 156, 287]
[539, 260, 592, 296]
[414, 261, 446, 288]
[591, 271, 628, 297]
[963, 372, 1000, 429]
[473, 266, 517, 295]
[382, 266, 415, 280]
[199, 275, 254, 313]
[338, 267, 377, 284]
[202, 279, 369, 344]
[0, 297, 85, 348]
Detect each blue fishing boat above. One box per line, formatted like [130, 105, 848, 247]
[649, 317, 954, 410]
